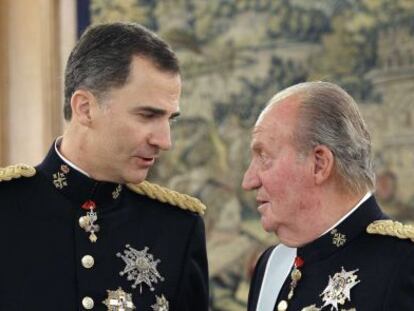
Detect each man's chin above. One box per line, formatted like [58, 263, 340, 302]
[275, 230, 304, 248]
[260, 218, 276, 233]
[124, 169, 149, 184]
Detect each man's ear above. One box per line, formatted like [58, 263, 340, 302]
[312, 145, 334, 185]
[70, 89, 96, 126]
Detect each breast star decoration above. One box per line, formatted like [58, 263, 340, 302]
[320, 267, 360, 311]
[117, 245, 164, 293]
[151, 294, 169, 311]
[103, 287, 135, 311]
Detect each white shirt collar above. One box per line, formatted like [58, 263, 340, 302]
[54, 137, 90, 177]
[321, 191, 372, 236]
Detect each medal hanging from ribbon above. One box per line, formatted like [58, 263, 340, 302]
[277, 256, 304, 311]
[79, 200, 100, 242]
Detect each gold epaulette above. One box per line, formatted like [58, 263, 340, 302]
[127, 181, 206, 215]
[0, 164, 36, 182]
[367, 220, 414, 242]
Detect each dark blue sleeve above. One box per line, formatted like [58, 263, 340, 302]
[175, 215, 209, 311]
[383, 244, 414, 310]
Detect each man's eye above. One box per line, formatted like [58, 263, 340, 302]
[258, 152, 272, 167]
[139, 113, 156, 119]
[259, 152, 268, 161]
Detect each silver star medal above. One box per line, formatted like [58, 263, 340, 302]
[151, 295, 169, 311]
[320, 267, 360, 311]
[117, 245, 164, 293]
[103, 287, 135, 311]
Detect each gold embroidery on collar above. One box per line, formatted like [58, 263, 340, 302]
[53, 172, 67, 189]
[330, 229, 347, 247]
[112, 184, 122, 199]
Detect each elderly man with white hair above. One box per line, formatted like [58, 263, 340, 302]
[243, 81, 414, 311]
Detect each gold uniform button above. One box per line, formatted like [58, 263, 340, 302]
[82, 296, 94, 309]
[277, 300, 288, 311]
[81, 255, 95, 269]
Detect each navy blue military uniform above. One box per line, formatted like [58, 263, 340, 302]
[248, 196, 414, 311]
[0, 144, 208, 310]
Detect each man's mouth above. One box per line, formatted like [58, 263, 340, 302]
[256, 199, 270, 212]
[134, 156, 156, 167]
[141, 156, 154, 161]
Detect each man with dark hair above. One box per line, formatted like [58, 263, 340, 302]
[0, 22, 208, 311]
[243, 81, 414, 311]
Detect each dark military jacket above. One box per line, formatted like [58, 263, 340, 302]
[0, 144, 209, 311]
[248, 196, 414, 311]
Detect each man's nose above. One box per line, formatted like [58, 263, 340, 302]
[242, 162, 260, 191]
[149, 123, 172, 151]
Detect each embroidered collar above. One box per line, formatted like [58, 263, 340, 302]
[297, 196, 386, 264]
[321, 192, 372, 236]
[37, 141, 123, 210]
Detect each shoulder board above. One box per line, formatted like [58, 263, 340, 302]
[127, 181, 206, 215]
[367, 219, 414, 242]
[0, 164, 36, 182]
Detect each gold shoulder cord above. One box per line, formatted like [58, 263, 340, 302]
[367, 220, 414, 242]
[0, 164, 36, 182]
[127, 181, 206, 215]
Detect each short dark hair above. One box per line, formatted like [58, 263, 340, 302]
[63, 22, 180, 120]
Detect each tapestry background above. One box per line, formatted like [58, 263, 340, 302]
[88, 1, 414, 309]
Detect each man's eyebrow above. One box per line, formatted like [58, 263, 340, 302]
[131, 106, 180, 118]
[170, 111, 180, 119]
[251, 141, 263, 152]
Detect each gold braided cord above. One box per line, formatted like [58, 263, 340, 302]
[0, 164, 36, 182]
[127, 181, 206, 215]
[367, 220, 414, 242]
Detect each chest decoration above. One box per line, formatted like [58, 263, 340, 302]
[79, 200, 100, 242]
[117, 244, 164, 293]
[151, 294, 169, 311]
[103, 287, 135, 310]
[321, 267, 360, 310]
[277, 256, 304, 311]
[300, 267, 359, 311]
